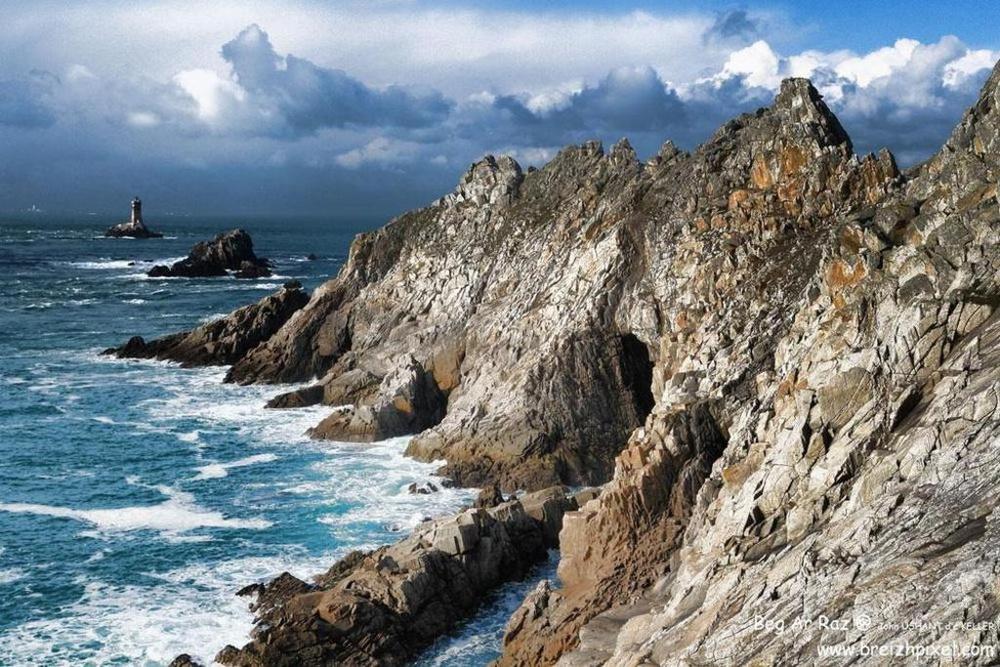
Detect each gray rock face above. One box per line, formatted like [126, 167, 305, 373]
[212, 488, 576, 667]
[104, 284, 309, 367]
[148, 229, 270, 278]
[215, 77, 896, 497]
[498, 63, 1000, 665]
[111, 60, 1000, 666]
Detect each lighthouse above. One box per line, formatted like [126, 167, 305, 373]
[131, 197, 143, 225]
[104, 196, 163, 238]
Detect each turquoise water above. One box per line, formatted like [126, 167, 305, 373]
[0, 215, 539, 665]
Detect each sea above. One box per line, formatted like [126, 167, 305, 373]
[0, 214, 554, 666]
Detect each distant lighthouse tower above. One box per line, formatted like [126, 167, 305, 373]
[104, 196, 162, 238]
[131, 197, 143, 225]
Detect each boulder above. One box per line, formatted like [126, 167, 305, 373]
[147, 229, 270, 278]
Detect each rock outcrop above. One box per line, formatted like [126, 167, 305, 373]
[212, 487, 575, 667]
[114, 60, 1000, 666]
[104, 284, 308, 366]
[104, 219, 163, 238]
[148, 229, 271, 278]
[496, 64, 1000, 666]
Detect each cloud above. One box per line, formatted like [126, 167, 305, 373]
[218, 24, 452, 135]
[335, 136, 421, 169]
[460, 67, 688, 149]
[704, 9, 761, 44]
[0, 6, 997, 216]
[0, 72, 57, 128]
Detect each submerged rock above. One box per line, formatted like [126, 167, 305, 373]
[147, 229, 270, 278]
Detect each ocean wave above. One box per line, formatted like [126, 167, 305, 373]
[193, 453, 279, 480]
[0, 485, 271, 536]
[0, 568, 27, 585]
[66, 259, 136, 270]
[0, 551, 341, 666]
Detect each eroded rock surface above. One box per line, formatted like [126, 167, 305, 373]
[148, 229, 271, 278]
[104, 284, 308, 366]
[213, 488, 575, 667]
[498, 63, 1000, 666]
[112, 62, 1000, 665]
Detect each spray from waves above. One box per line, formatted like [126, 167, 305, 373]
[193, 453, 279, 480]
[65, 259, 136, 270]
[0, 485, 271, 536]
[0, 568, 26, 585]
[0, 552, 336, 666]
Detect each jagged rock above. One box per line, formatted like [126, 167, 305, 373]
[123, 60, 1000, 666]
[147, 229, 270, 278]
[265, 384, 324, 408]
[233, 260, 271, 279]
[166, 655, 203, 667]
[474, 483, 505, 508]
[104, 285, 308, 367]
[497, 64, 1000, 666]
[213, 488, 576, 667]
[407, 481, 439, 495]
[307, 356, 446, 441]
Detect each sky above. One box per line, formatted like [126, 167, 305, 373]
[0, 1, 998, 218]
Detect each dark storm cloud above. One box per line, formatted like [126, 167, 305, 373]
[464, 67, 689, 149]
[0, 19, 994, 216]
[0, 72, 57, 128]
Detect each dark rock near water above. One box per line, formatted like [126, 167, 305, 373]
[104, 284, 308, 367]
[147, 229, 270, 278]
[407, 481, 438, 495]
[474, 483, 505, 508]
[213, 487, 575, 667]
[105, 220, 163, 238]
[166, 655, 203, 667]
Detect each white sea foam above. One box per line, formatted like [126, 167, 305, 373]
[177, 430, 200, 443]
[0, 552, 335, 666]
[123, 298, 146, 304]
[0, 568, 26, 585]
[67, 259, 136, 270]
[194, 453, 278, 480]
[0, 486, 270, 536]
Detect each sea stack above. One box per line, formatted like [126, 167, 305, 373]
[147, 229, 272, 278]
[104, 197, 163, 238]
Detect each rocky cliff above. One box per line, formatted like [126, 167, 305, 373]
[498, 63, 1000, 665]
[110, 59, 1000, 665]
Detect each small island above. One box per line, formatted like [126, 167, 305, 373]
[104, 197, 163, 238]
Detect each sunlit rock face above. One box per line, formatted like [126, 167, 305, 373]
[500, 62, 1000, 666]
[114, 60, 1000, 666]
